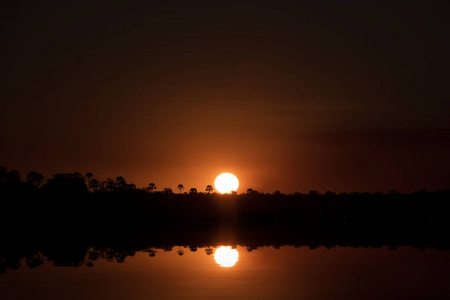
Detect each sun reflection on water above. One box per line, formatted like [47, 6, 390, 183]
[213, 246, 239, 267]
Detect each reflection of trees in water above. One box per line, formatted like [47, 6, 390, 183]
[28, 248, 138, 269]
[163, 246, 173, 252]
[144, 248, 157, 257]
[0, 254, 21, 274]
[246, 246, 258, 252]
[95, 249, 136, 264]
[205, 246, 214, 255]
[0, 246, 227, 273]
[2, 232, 450, 274]
[0, 244, 249, 273]
[26, 253, 44, 268]
[42, 248, 87, 267]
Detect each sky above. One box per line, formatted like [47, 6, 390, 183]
[1, 0, 449, 193]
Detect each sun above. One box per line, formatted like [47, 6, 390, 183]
[214, 246, 239, 267]
[214, 173, 239, 194]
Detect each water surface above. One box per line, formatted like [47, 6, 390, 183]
[2, 245, 450, 299]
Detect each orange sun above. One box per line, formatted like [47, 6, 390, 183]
[214, 173, 239, 194]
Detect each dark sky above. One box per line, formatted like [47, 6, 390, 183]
[1, 0, 449, 193]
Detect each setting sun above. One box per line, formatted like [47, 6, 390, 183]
[213, 246, 239, 267]
[214, 173, 239, 194]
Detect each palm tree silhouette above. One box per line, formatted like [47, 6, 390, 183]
[148, 182, 156, 193]
[189, 188, 197, 194]
[177, 184, 184, 194]
[205, 185, 213, 194]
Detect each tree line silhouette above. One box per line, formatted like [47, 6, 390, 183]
[2, 166, 450, 227]
[1, 164, 450, 266]
[0, 166, 219, 195]
[2, 165, 427, 198]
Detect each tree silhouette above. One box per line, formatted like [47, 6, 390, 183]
[44, 173, 87, 192]
[148, 183, 156, 193]
[0, 166, 6, 178]
[177, 184, 184, 194]
[105, 178, 115, 191]
[85, 172, 93, 184]
[163, 187, 173, 194]
[115, 176, 127, 190]
[89, 178, 100, 191]
[0, 166, 7, 187]
[189, 188, 197, 194]
[6, 169, 21, 187]
[26, 171, 44, 187]
[308, 190, 319, 196]
[205, 185, 213, 194]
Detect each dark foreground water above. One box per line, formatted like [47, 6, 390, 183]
[2, 245, 450, 299]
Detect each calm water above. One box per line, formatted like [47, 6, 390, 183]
[2, 245, 450, 299]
